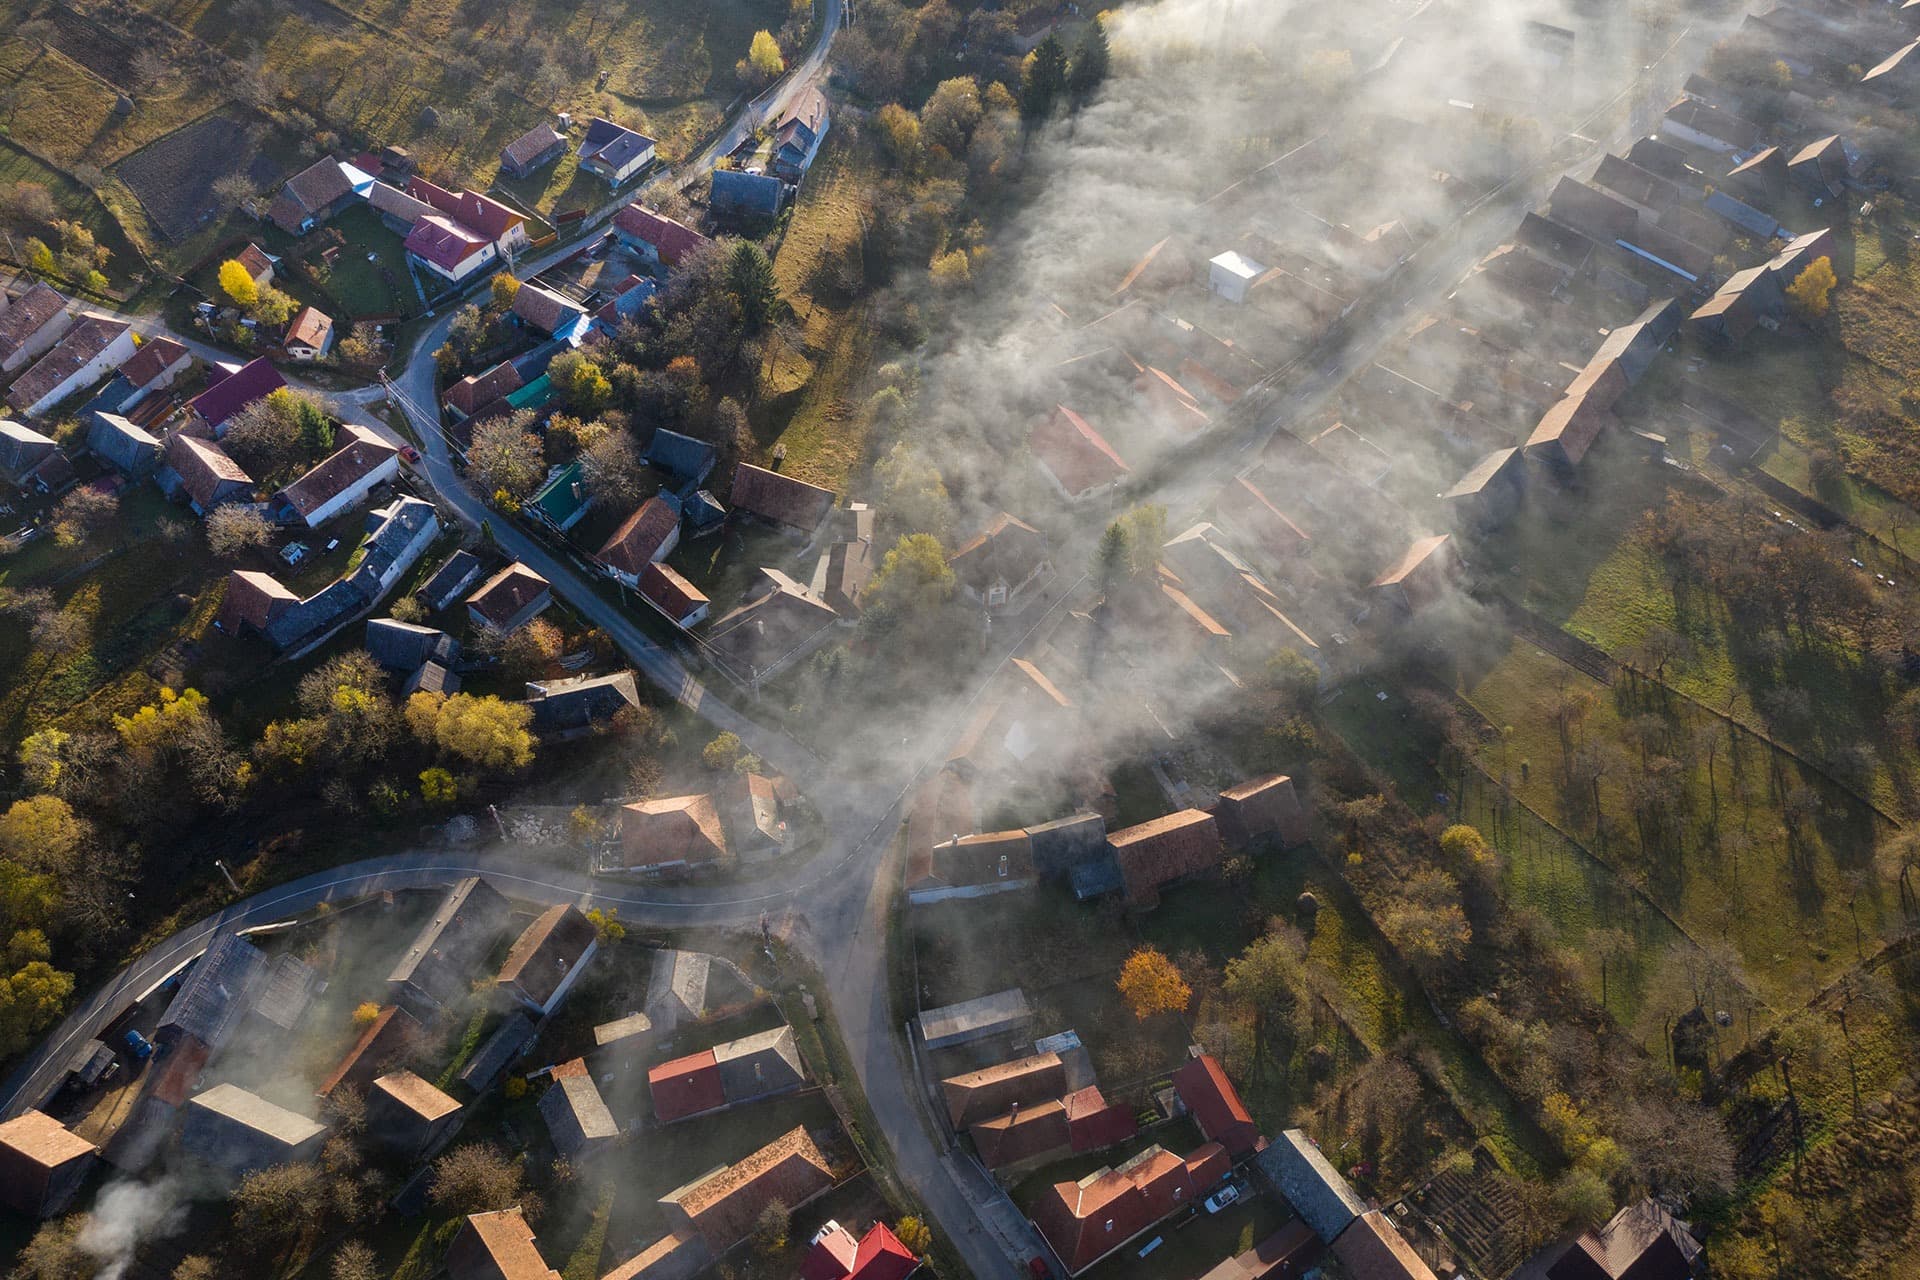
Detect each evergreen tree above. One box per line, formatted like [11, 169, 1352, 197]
[725, 241, 782, 335]
[1022, 35, 1069, 124]
[1067, 21, 1110, 111]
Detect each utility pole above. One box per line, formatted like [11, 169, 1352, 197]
[213, 859, 239, 893]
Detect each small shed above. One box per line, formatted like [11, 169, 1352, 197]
[367, 1069, 462, 1158]
[917, 988, 1032, 1051]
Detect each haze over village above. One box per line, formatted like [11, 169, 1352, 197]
[1, 0, 1919, 1279]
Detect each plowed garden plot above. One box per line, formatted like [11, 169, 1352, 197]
[41, 5, 138, 88]
[113, 114, 284, 242]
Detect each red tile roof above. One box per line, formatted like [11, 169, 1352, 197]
[285, 305, 333, 352]
[621, 794, 729, 868]
[467, 563, 550, 629]
[614, 204, 711, 266]
[971, 1098, 1070, 1167]
[1033, 1144, 1213, 1276]
[1030, 405, 1129, 497]
[406, 177, 524, 243]
[668, 1125, 834, 1251]
[803, 1221, 918, 1280]
[121, 336, 189, 388]
[218, 569, 298, 634]
[317, 1004, 419, 1097]
[729, 462, 836, 531]
[1065, 1086, 1138, 1153]
[1331, 1210, 1438, 1280]
[446, 1208, 561, 1280]
[406, 215, 491, 273]
[164, 433, 252, 509]
[648, 1048, 727, 1122]
[235, 243, 274, 283]
[497, 905, 597, 1009]
[445, 361, 523, 417]
[940, 1052, 1066, 1127]
[1173, 1056, 1257, 1156]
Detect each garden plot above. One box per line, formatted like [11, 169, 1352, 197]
[114, 113, 286, 242]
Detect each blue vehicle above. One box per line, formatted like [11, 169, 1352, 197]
[122, 1030, 154, 1061]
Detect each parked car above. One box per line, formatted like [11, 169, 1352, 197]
[399, 444, 421, 463]
[1027, 1259, 1054, 1280]
[1204, 1183, 1242, 1215]
[122, 1030, 154, 1061]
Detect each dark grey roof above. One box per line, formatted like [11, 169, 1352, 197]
[346, 497, 437, 596]
[459, 1011, 535, 1090]
[525, 671, 640, 735]
[421, 549, 483, 611]
[265, 577, 367, 653]
[388, 877, 513, 1010]
[711, 168, 783, 216]
[644, 428, 718, 487]
[157, 932, 270, 1050]
[1255, 1129, 1366, 1243]
[366, 618, 460, 671]
[403, 661, 460, 696]
[249, 954, 320, 1032]
[539, 1073, 619, 1156]
[713, 1026, 806, 1101]
[1068, 853, 1124, 900]
[87, 411, 161, 475]
[685, 489, 727, 527]
[1026, 811, 1108, 877]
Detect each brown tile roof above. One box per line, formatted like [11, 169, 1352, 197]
[121, 335, 190, 388]
[1033, 1144, 1213, 1275]
[972, 1097, 1071, 1167]
[445, 360, 523, 417]
[941, 1052, 1066, 1127]
[1172, 1054, 1258, 1156]
[446, 1207, 561, 1280]
[7, 316, 130, 412]
[316, 1004, 419, 1097]
[511, 284, 583, 336]
[948, 513, 1048, 595]
[164, 433, 253, 509]
[597, 496, 680, 576]
[1108, 809, 1222, 906]
[235, 243, 274, 282]
[369, 180, 436, 227]
[638, 561, 709, 622]
[1217, 474, 1308, 555]
[729, 462, 836, 531]
[497, 905, 598, 1008]
[1030, 405, 1129, 496]
[666, 1125, 834, 1250]
[1526, 394, 1612, 467]
[218, 569, 298, 634]
[1331, 1210, 1438, 1280]
[1214, 774, 1307, 848]
[0, 283, 68, 364]
[371, 1070, 461, 1123]
[501, 123, 566, 172]
[0, 1110, 94, 1171]
[285, 305, 333, 352]
[468, 563, 551, 628]
[278, 424, 396, 518]
[621, 793, 729, 868]
[1010, 657, 1070, 708]
[1371, 533, 1450, 589]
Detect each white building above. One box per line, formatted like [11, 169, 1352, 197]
[1208, 251, 1267, 304]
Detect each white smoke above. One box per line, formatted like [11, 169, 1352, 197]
[76, 1177, 192, 1280]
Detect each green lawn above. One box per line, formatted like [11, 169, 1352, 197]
[310, 204, 414, 319]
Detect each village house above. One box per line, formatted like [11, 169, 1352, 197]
[615, 204, 712, 270]
[283, 305, 335, 361]
[1209, 249, 1268, 304]
[0, 282, 71, 373]
[366, 617, 460, 675]
[619, 793, 731, 873]
[0, 1111, 96, 1218]
[813, 503, 877, 616]
[235, 242, 276, 289]
[596, 494, 682, 585]
[183, 357, 287, 438]
[917, 989, 1032, 1051]
[638, 560, 711, 627]
[1030, 405, 1129, 501]
[421, 548, 485, 612]
[0, 421, 72, 492]
[645, 427, 719, 489]
[942, 1053, 1067, 1129]
[1133, 365, 1212, 435]
[500, 122, 568, 179]
[711, 167, 785, 220]
[401, 177, 530, 285]
[447, 1208, 562, 1280]
[366, 1070, 461, 1159]
[661, 1126, 836, 1251]
[1724, 145, 1787, 204]
[1547, 1198, 1702, 1280]
[317, 1004, 420, 1098]
[117, 336, 193, 409]
[511, 283, 586, 339]
[245, 954, 321, 1041]
[1369, 534, 1455, 613]
[730, 462, 837, 534]
[269, 158, 356, 235]
[498, 905, 599, 1016]
[705, 568, 840, 685]
[1441, 446, 1524, 530]
[907, 828, 1037, 904]
[1213, 774, 1309, 849]
[368, 180, 437, 234]
[216, 569, 299, 639]
[1688, 264, 1787, 348]
[771, 86, 832, 182]
[1332, 1211, 1440, 1280]
[1107, 809, 1224, 908]
[950, 513, 1052, 613]
[540, 1064, 620, 1159]
[530, 461, 590, 533]
[1788, 134, 1849, 201]
[444, 360, 524, 423]
[183, 1084, 328, 1175]
[1032, 1142, 1231, 1276]
[87, 411, 162, 477]
[157, 931, 269, 1054]
[387, 876, 514, 1017]
[1256, 1129, 1366, 1243]
[648, 1025, 807, 1123]
[723, 771, 790, 861]
[273, 424, 399, 527]
[1195, 1223, 1323, 1280]
[1525, 392, 1614, 475]
[1768, 227, 1840, 286]
[577, 117, 657, 186]
[7, 315, 134, 418]
[1216, 473, 1310, 559]
[600, 1231, 710, 1280]
[231, 496, 439, 655]
[1172, 1053, 1259, 1156]
[1659, 98, 1762, 154]
[801, 1221, 918, 1280]
[524, 670, 641, 739]
[468, 562, 553, 634]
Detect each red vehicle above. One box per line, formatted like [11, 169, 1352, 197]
[1028, 1259, 1054, 1280]
[400, 445, 421, 463]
